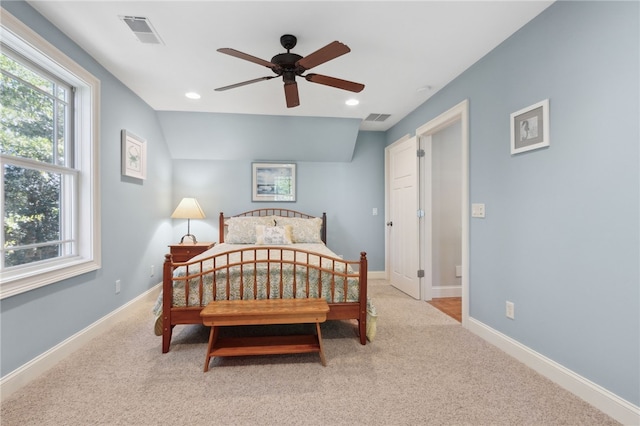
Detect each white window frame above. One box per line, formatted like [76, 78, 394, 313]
[0, 9, 101, 299]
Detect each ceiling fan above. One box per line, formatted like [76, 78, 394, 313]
[215, 34, 365, 108]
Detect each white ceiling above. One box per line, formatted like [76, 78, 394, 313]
[27, 1, 553, 131]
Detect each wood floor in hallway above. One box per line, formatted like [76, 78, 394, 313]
[427, 297, 461, 322]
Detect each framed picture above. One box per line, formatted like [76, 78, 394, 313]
[252, 162, 296, 202]
[510, 99, 550, 155]
[121, 129, 147, 179]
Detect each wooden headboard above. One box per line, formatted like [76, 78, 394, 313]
[219, 209, 327, 244]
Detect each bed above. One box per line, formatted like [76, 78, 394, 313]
[155, 208, 372, 353]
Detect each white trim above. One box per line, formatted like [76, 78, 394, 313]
[368, 270, 386, 280]
[1, 260, 101, 299]
[414, 100, 469, 326]
[0, 284, 161, 401]
[432, 285, 462, 298]
[419, 134, 433, 301]
[0, 8, 101, 298]
[468, 318, 640, 425]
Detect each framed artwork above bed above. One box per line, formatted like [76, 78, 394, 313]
[252, 162, 296, 202]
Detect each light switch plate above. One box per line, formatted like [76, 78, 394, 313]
[472, 203, 486, 218]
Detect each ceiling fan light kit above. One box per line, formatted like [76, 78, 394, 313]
[215, 34, 365, 108]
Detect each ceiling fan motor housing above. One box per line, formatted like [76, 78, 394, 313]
[271, 52, 304, 80]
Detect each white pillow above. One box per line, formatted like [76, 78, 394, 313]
[225, 216, 276, 243]
[255, 225, 293, 245]
[274, 217, 323, 243]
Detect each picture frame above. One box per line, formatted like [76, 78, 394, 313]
[252, 162, 296, 202]
[510, 99, 550, 155]
[121, 129, 147, 180]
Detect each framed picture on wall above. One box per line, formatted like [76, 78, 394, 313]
[510, 99, 550, 155]
[252, 162, 296, 202]
[121, 130, 147, 179]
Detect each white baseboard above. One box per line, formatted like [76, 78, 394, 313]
[432, 285, 462, 298]
[467, 318, 640, 425]
[368, 270, 385, 280]
[0, 283, 161, 402]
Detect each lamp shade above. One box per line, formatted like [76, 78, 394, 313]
[171, 198, 206, 219]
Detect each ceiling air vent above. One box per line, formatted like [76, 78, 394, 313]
[365, 113, 391, 122]
[120, 16, 164, 45]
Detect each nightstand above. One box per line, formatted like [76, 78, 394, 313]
[168, 242, 214, 262]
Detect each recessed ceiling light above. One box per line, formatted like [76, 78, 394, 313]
[185, 92, 201, 99]
[345, 99, 359, 106]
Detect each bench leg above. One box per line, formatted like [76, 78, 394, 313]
[316, 322, 326, 367]
[204, 326, 219, 372]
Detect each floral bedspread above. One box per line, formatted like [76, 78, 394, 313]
[153, 243, 365, 316]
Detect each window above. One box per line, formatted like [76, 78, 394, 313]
[0, 10, 100, 298]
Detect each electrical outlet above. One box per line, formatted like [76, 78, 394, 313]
[506, 301, 515, 319]
[471, 203, 486, 218]
[150, 265, 155, 277]
[115, 279, 121, 294]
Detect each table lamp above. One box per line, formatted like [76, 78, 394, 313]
[171, 197, 206, 243]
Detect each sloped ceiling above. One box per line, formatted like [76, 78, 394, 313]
[157, 111, 361, 162]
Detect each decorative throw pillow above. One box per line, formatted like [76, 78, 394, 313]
[255, 225, 293, 245]
[225, 216, 275, 243]
[274, 217, 323, 243]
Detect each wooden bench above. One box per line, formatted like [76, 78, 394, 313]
[200, 298, 330, 372]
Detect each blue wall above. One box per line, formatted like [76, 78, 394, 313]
[1, 2, 174, 376]
[2, 0, 638, 411]
[171, 130, 386, 270]
[0, 1, 386, 381]
[387, 1, 639, 405]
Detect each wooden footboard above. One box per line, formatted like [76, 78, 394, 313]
[161, 248, 368, 353]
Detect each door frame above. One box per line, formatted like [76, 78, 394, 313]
[415, 99, 469, 326]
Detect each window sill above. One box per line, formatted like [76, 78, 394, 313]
[0, 258, 101, 299]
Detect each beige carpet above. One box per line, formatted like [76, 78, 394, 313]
[1, 280, 618, 425]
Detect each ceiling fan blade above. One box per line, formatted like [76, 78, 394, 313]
[215, 76, 275, 91]
[305, 73, 365, 93]
[284, 82, 300, 108]
[217, 48, 278, 69]
[296, 41, 350, 71]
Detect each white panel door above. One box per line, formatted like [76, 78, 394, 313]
[388, 136, 420, 299]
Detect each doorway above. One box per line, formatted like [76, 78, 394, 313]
[424, 121, 463, 299]
[386, 100, 469, 325]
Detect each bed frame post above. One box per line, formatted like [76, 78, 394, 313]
[321, 212, 327, 244]
[162, 254, 174, 353]
[359, 251, 368, 345]
[219, 212, 225, 243]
